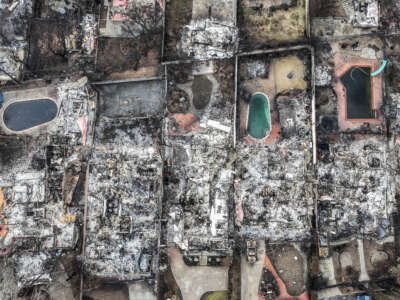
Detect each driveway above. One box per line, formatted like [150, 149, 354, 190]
[241, 239, 265, 300]
[168, 248, 229, 300]
[129, 281, 156, 300]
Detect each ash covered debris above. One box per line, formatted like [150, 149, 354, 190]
[0, 137, 86, 289]
[0, 78, 95, 292]
[310, 21, 400, 298]
[236, 143, 313, 241]
[352, 0, 380, 28]
[95, 117, 162, 147]
[164, 145, 233, 254]
[175, 0, 238, 60]
[312, 34, 395, 245]
[48, 79, 97, 145]
[311, 0, 380, 39]
[317, 135, 395, 241]
[386, 37, 400, 133]
[177, 20, 238, 60]
[84, 147, 162, 280]
[236, 137, 313, 241]
[84, 78, 165, 281]
[15, 252, 54, 287]
[0, 0, 33, 82]
[0, 0, 32, 42]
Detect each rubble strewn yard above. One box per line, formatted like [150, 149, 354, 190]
[2, 0, 400, 300]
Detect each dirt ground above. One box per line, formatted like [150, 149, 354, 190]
[239, 0, 306, 49]
[267, 244, 306, 296]
[27, 20, 70, 74]
[164, 0, 193, 60]
[96, 37, 160, 79]
[272, 55, 307, 93]
[309, 0, 345, 17]
[166, 59, 234, 117]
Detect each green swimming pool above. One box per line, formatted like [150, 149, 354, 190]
[247, 93, 271, 139]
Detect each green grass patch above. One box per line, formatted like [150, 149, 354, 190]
[201, 291, 229, 300]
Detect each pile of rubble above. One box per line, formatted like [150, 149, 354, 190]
[47, 78, 96, 145]
[84, 146, 162, 279]
[164, 145, 233, 253]
[235, 93, 314, 241]
[0, 0, 33, 81]
[0, 137, 82, 287]
[317, 135, 395, 241]
[177, 20, 238, 59]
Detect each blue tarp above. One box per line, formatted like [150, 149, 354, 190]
[0, 92, 3, 104]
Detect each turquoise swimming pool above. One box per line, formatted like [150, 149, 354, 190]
[247, 93, 271, 139]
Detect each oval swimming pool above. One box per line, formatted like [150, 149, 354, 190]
[3, 99, 58, 132]
[247, 92, 271, 139]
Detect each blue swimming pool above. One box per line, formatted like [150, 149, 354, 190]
[3, 99, 58, 132]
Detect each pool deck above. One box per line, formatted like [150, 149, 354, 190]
[333, 54, 383, 132]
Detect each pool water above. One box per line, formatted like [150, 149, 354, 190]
[3, 99, 58, 132]
[341, 67, 374, 119]
[247, 93, 271, 139]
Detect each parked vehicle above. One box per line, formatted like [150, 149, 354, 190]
[246, 240, 257, 263]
